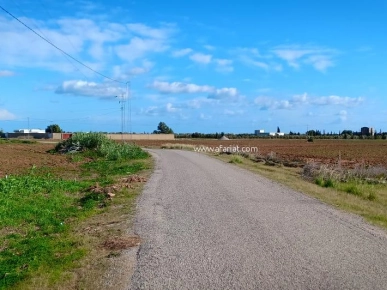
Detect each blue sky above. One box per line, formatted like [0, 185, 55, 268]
[0, 0, 386, 134]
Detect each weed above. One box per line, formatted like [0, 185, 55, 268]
[315, 177, 324, 186]
[324, 178, 335, 188]
[345, 185, 363, 196]
[229, 156, 243, 164]
[367, 192, 377, 201]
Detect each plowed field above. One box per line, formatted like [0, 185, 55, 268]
[134, 139, 387, 167]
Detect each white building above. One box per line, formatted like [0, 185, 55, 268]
[14, 129, 46, 134]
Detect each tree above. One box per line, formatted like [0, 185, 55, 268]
[153, 122, 174, 134]
[45, 124, 63, 133]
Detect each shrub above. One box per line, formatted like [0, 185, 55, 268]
[55, 133, 148, 161]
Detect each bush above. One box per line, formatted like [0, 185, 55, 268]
[55, 133, 148, 161]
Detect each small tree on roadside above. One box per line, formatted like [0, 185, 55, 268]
[153, 122, 174, 134]
[45, 124, 63, 133]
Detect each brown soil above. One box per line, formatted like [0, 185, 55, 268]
[0, 142, 80, 178]
[134, 139, 387, 167]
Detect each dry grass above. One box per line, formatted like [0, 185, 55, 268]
[214, 153, 387, 230]
[159, 143, 197, 150]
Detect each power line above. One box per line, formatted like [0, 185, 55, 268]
[0, 4, 125, 84]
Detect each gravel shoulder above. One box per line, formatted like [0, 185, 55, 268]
[130, 149, 387, 290]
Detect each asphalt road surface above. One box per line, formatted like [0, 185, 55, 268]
[130, 150, 387, 290]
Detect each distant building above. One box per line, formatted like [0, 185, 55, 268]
[255, 129, 285, 137]
[14, 129, 46, 134]
[361, 127, 374, 136]
[255, 129, 269, 136]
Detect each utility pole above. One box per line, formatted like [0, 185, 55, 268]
[116, 95, 126, 142]
[27, 117, 30, 139]
[126, 81, 131, 140]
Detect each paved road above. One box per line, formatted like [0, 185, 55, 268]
[130, 150, 387, 290]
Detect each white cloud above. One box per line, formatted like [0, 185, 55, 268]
[143, 102, 181, 116]
[204, 45, 216, 51]
[127, 23, 174, 39]
[254, 94, 364, 110]
[189, 53, 212, 64]
[115, 37, 169, 62]
[113, 60, 154, 79]
[187, 97, 214, 109]
[55, 80, 124, 98]
[254, 97, 293, 110]
[0, 70, 15, 77]
[172, 48, 193, 57]
[149, 81, 213, 94]
[312, 95, 364, 106]
[209, 88, 239, 99]
[224, 109, 244, 116]
[150, 81, 243, 103]
[0, 16, 175, 72]
[199, 113, 211, 120]
[238, 54, 281, 71]
[166, 102, 180, 113]
[272, 45, 337, 72]
[214, 59, 234, 73]
[0, 109, 15, 120]
[143, 106, 159, 116]
[338, 110, 348, 122]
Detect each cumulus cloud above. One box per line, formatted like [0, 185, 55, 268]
[0, 108, 15, 120]
[55, 80, 124, 98]
[189, 53, 212, 64]
[0, 70, 15, 77]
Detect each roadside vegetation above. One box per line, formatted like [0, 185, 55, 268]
[214, 151, 387, 229]
[0, 133, 150, 289]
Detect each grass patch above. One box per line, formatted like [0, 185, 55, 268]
[0, 139, 36, 145]
[0, 133, 150, 289]
[229, 156, 243, 164]
[345, 184, 363, 196]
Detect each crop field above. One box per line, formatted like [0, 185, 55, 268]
[135, 139, 387, 167]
